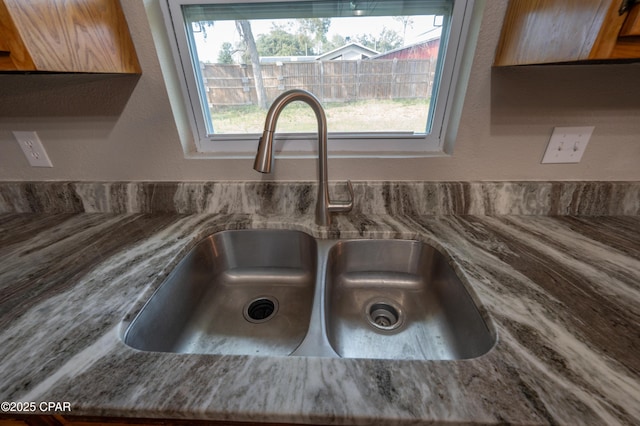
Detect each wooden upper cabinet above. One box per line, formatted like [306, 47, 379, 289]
[620, 1, 640, 35]
[0, 0, 140, 73]
[494, 0, 640, 65]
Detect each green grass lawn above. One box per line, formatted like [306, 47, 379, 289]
[211, 98, 430, 134]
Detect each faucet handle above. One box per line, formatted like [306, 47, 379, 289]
[329, 180, 354, 213]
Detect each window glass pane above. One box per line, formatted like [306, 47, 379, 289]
[181, 1, 451, 136]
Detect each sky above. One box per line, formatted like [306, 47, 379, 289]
[193, 15, 441, 63]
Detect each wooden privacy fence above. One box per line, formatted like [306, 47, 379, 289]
[202, 59, 436, 109]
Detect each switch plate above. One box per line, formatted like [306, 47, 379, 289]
[541, 126, 594, 164]
[13, 131, 53, 167]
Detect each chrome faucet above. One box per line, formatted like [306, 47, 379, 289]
[253, 89, 353, 227]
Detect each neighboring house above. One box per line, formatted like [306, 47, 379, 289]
[372, 37, 441, 61]
[256, 39, 440, 64]
[315, 42, 379, 61]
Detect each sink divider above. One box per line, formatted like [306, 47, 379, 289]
[290, 239, 340, 358]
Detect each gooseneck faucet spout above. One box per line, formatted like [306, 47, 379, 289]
[253, 89, 353, 227]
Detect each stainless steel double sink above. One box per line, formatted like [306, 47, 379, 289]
[123, 230, 496, 360]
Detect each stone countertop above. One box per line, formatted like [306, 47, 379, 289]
[0, 212, 638, 425]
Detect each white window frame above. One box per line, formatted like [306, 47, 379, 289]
[158, 0, 481, 158]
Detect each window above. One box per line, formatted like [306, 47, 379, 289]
[160, 0, 481, 157]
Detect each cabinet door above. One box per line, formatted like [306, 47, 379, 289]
[495, 0, 617, 65]
[0, 0, 140, 73]
[494, 0, 640, 65]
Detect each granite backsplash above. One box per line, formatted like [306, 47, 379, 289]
[0, 181, 638, 215]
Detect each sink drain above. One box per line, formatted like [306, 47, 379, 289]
[243, 296, 278, 323]
[366, 301, 403, 331]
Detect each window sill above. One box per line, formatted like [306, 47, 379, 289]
[187, 132, 448, 159]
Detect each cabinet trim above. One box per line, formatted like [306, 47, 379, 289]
[0, 0, 36, 70]
[620, 3, 640, 35]
[588, 0, 629, 58]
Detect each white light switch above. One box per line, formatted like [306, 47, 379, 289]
[13, 131, 53, 167]
[541, 126, 594, 164]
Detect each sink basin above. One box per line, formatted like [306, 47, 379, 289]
[124, 230, 495, 360]
[325, 239, 495, 360]
[124, 229, 317, 356]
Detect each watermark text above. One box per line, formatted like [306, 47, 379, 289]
[1, 401, 72, 413]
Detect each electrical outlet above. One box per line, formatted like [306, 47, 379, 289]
[541, 126, 594, 164]
[13, 131, 53, 167]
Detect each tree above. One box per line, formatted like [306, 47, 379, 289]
[193, 20, 215, 40]
[257, 27, 308, 56]
[236, 20, 268, 110]
[217, 42, 234, 64]
[298, 18, 331, 52]
[324, 34, 347, 52]
[393, 16, 414, 43]
[255, 19, 332, 56]
[355, 27, 403, 52]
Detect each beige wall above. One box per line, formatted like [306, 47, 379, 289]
[0, 0, 638, 182]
